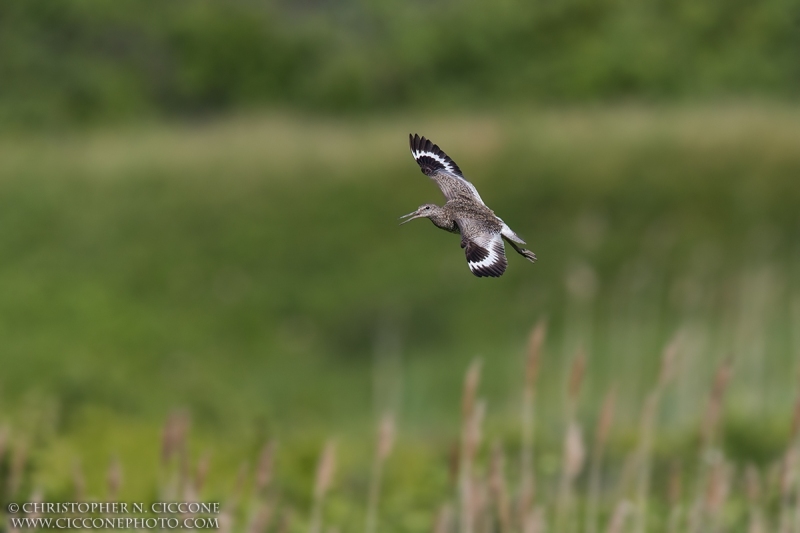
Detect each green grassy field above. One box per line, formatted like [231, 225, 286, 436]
[2, 105, 800, 531]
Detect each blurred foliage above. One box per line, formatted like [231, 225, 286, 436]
[3, 0, 800, 522]
[0, 101, 799, 528]
[0, 107, 799, 433]
[1, 0, 800, 128]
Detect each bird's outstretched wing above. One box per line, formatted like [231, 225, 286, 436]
[409, 134, 485, 205]
[457, 219, 507, 278]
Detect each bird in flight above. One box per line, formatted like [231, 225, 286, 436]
[401, 134, 537, 277]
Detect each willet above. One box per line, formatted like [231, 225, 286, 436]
[401, 134, 537, 277]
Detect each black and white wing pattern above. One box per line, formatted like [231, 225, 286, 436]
[409, 134, 485, 204]
[457, 219, 507, 278]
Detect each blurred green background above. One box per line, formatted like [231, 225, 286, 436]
[3, 0, 800, 127]
[1, 0, 800, 530]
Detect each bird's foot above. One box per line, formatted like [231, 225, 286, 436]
[521, 249, 537, 263]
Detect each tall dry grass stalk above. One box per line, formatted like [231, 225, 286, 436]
[605, 500, 632, 533]
[365, 412, 396, 533]
[666, 460, 683, 533]
[489, 441, 511, 533]
[472, 478, 490, 533]
[433, 504, 454, 533]
[107, 456, 123, 500]
[688, 359, 732, 533]
[278, 510, 294, 533]
[555, 351, 587, 533]
[634, 336, 680, 533]
[522, 507, 545, 533]
[160, 409, 191, 499]
[586, 386, 616, 533]
[309, 439, 337, 533]
[247, 441, 276, 533]
[195, 450, 212, 495]
[14, 318, 800, 533]
[248, 501, 273, 533]
[0, 425, 8, 466]
[465, 402, 487, 533]
[219, 461, 250, 533]
[520, 320, 547, 523]
[705, 458, 732, 533]
[72, 458, 86, 501]
[780, 447, 797, 533]
[788, 389, 800, 533]
[746, 464, 766, 533]
[161, 409, 190, 465]
[256, 440, 277, 496]
[701, 361, 733, 450]
[459, 359, 484, 533]
[28, 487, 43, 520]
[8, 438, 28, 498]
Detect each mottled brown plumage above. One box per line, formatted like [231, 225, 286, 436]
[401, 134, 537, 278]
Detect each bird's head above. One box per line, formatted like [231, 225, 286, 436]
[399, 204, 438, 225]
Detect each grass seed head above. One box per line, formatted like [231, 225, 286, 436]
[658, 333, 681, 388]
[463, 359, 482, 420]
[0, 425, 8, 464]
[28, 487, 43, 519]
[229, 461, 249, 510]
[791, 392, 800, 439]
[526, 320, 547, 388]
[161, 410, 191, 466]
[596, 387, 617, 448]
[781, 447, 796, 497]
[705, 460, 731, 515]
[8, 439, 28, 498]
[522, 507, 545, 533]
[433, 504, 454, 533]
[278, 510, 294, 533]
[248, 501, 273, 533]
[745, 463, 760, 504]
[377, 412, 396, 461]
[72, 459, 86, 501]
[668, 460, 682, 506]
[702, 359, 733, 447]
[489, 441, 511, 533]
[107, 456, 123, 499]
[314, 440, 337, 500]
[568, 351, 586, 405]
[465, 400, 486, 462]
[605, 500, 632, 533]
[565, 421, 586, 481]
[195, 450, 212, 494]
[256, 441, 277, 493]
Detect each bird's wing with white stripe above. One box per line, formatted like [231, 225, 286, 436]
[457, 221, 507, 278]
[409, 134, 485, 204]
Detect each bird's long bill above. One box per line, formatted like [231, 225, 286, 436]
[399, 209, 424, 225]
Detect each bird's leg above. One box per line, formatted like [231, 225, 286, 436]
[506, 240, 537, 263]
